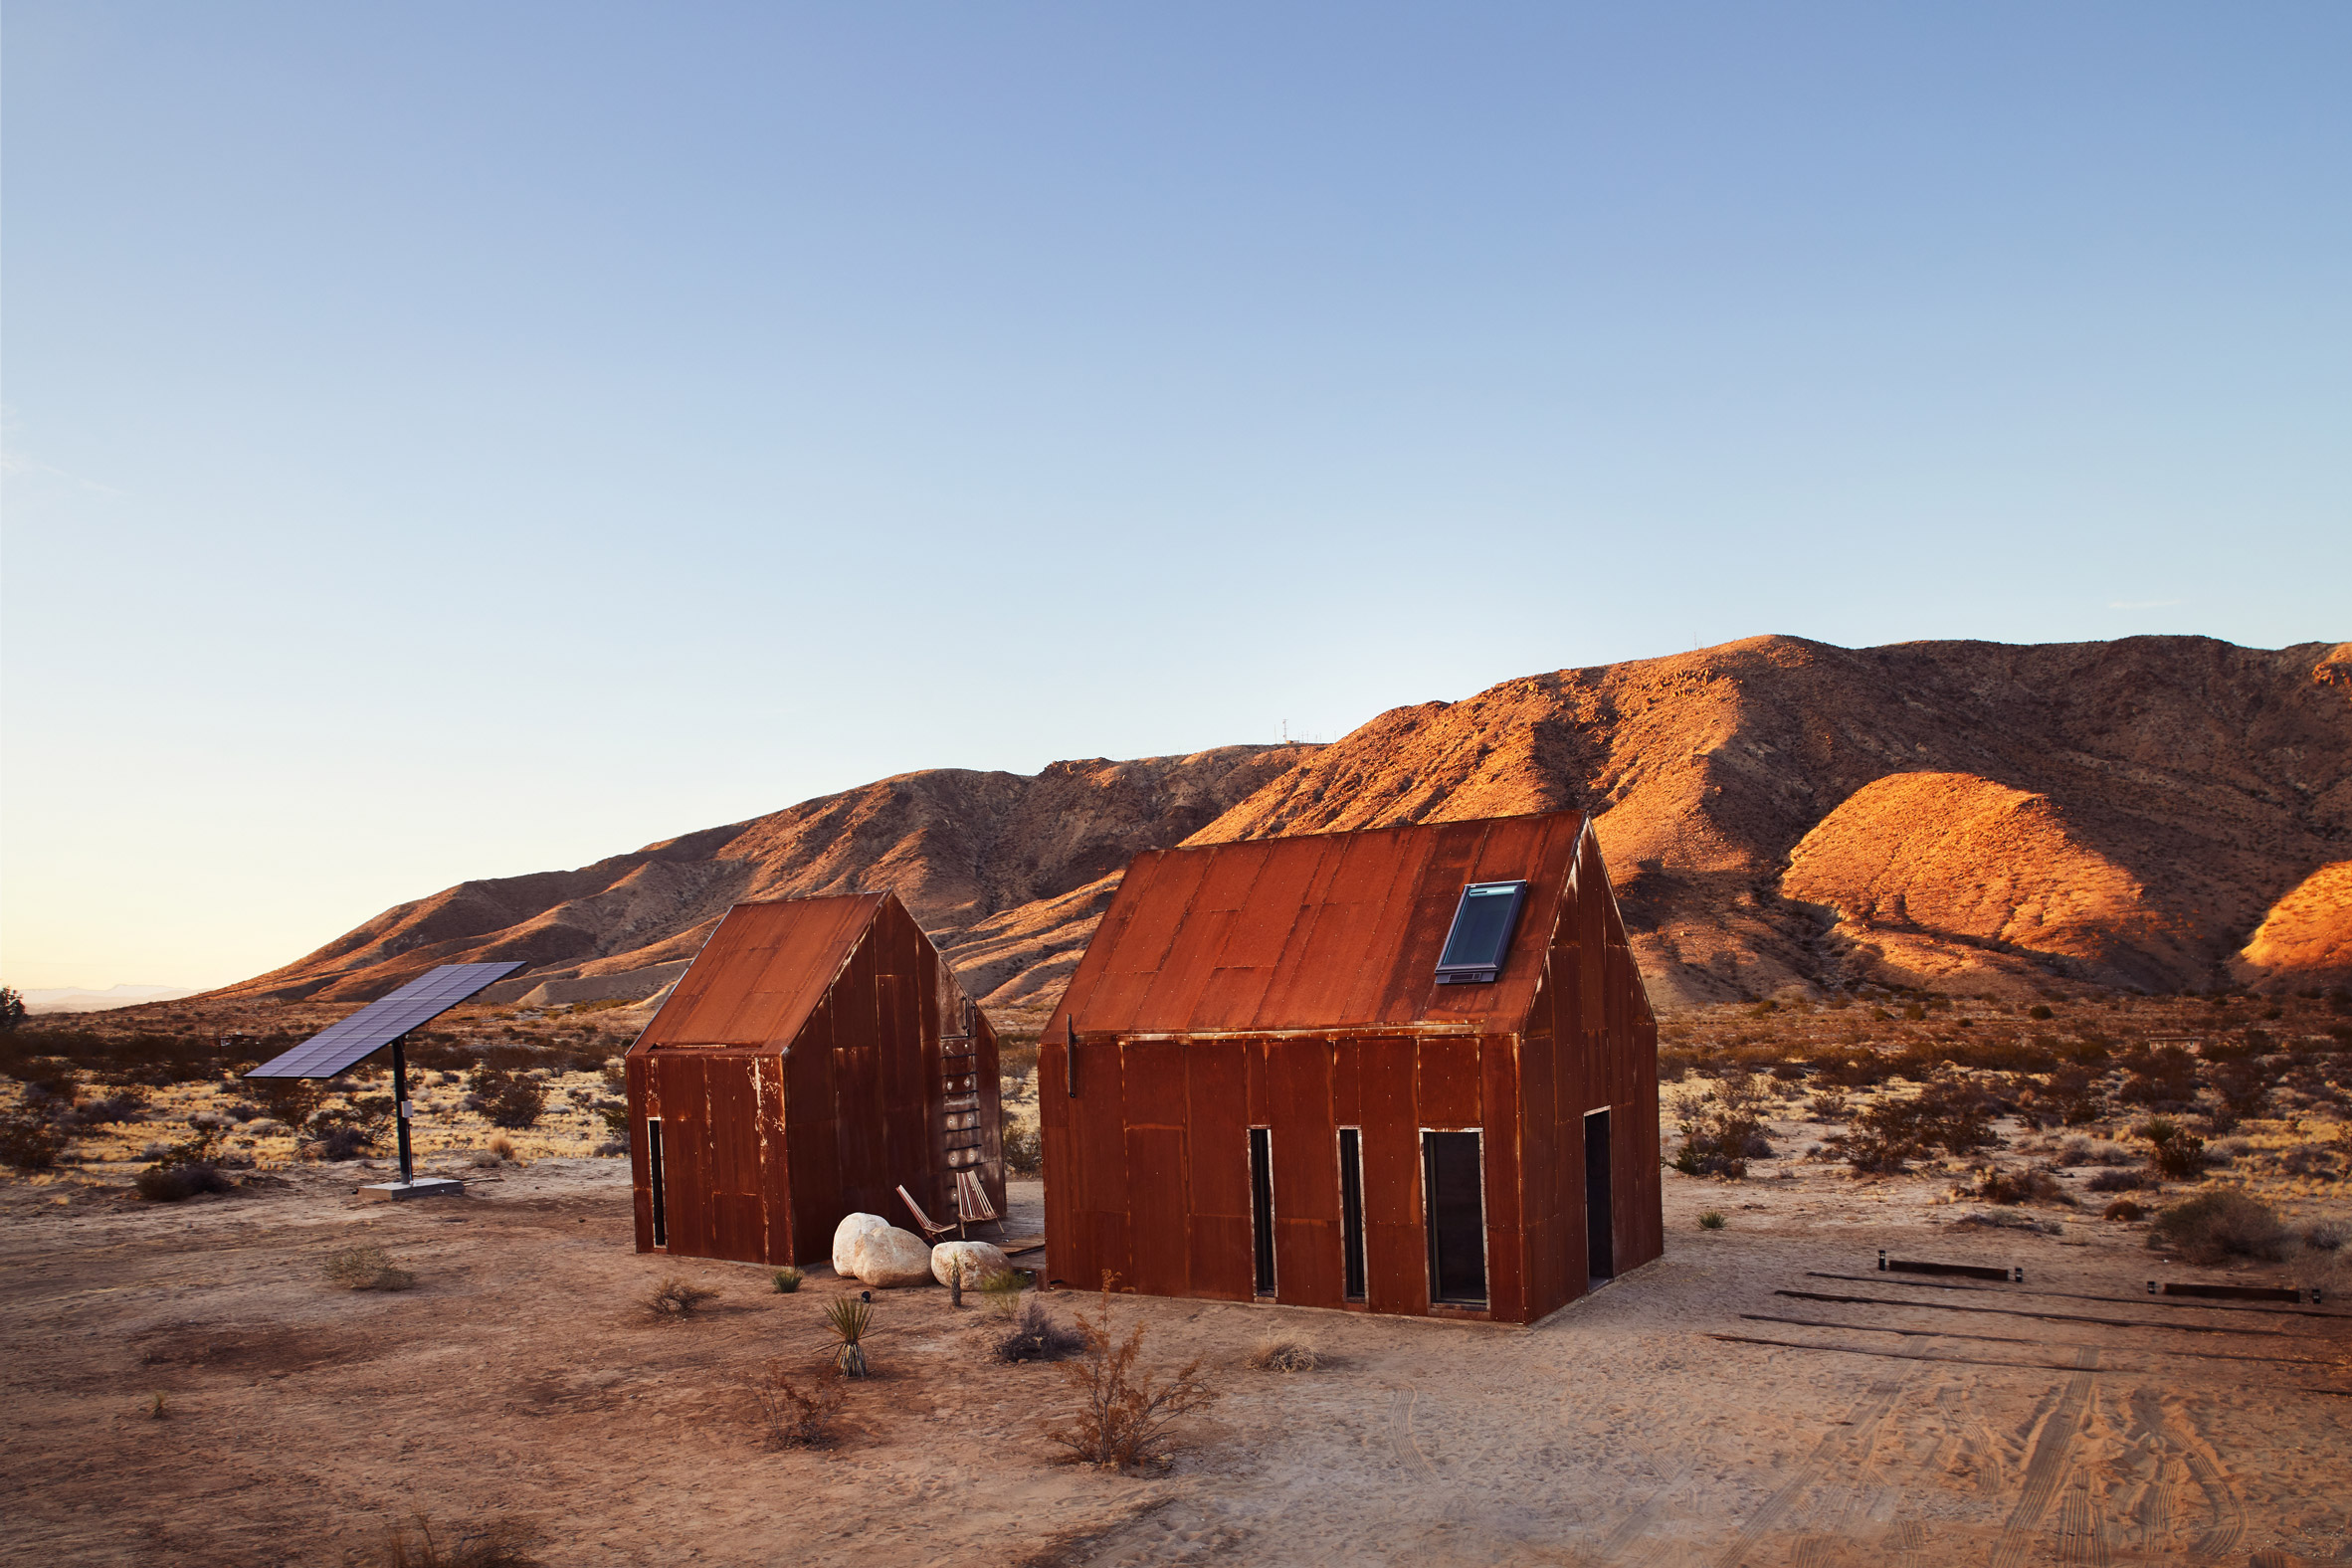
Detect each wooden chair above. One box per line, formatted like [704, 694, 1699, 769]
[954, 1168, 1006, 1241]
[896, 1184, 957, 1244]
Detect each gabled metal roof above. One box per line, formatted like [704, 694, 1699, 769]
[1047, 811, 1586, 1039]
[638, 891, 890, 1050]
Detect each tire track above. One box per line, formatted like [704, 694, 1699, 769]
[1706, 1361, 1912, 1568]
[2163, 1398, 2244, 1561]
[1581, 1459, 1693, 1565]
[1990, 1345, 2098, 1568]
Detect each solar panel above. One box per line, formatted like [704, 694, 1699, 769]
[245, 961, 525, 1078]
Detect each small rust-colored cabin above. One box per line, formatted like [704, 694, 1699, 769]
[1040, 811, 1660, 1324]
[625, 891, 1002, 1267]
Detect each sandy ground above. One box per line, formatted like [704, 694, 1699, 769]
[4, 1145, 2349, 1567]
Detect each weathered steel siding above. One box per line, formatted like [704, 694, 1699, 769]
[1043, 1030, 1534, 1320]
[628, 890, 1002, 1268]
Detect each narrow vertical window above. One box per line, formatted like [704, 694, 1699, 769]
[1338, 1127, 1367, 1301]
[1249, 1126, 1275, 1296]
[647, 1117, 668, 1249]
[1422, 1129, 1487, 1304]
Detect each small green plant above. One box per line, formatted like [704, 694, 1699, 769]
[1697, 1211, 1726, 1230]
[979, 1267, 1029, 1317]
[324, 1245, 417, 1291]
[149, 1391, 169, 1420]
[647, 1276, 719, 1319]
[749, 1358, 846, 1449]
[771, 1267, 804, 1294]
[825, 1295, 872, 1377]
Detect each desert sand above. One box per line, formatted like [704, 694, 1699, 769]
[5, 1143, 2346, 1566]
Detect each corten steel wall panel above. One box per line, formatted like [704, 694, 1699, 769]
[785, 1005, 845, 1265]
[1267, 1040, 1343, 1307]
[1479, 1038, 1526, 1322]
[1183, 1041, 1252, 1300]
[629, 1054, 657, 1252]
[1121, 1041, 1188, 1296]
[1359, 1037, 1428, 1315]
[656, 1054, 714, 1259]
[1416, 1037, 1482, 1128]
[830, 935, 886, 1217]
[1040, 1042, 1077, 1285]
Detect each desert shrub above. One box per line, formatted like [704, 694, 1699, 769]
[2208, 1057, 2273, 1122]
[825, 1296, 873, 1376]
[1002, 1124, 1043, 1176]
[1810, 1053, 1889, 1089]
[1807, 1089, 1852, 1122]
[2028, 1004, 2055, 1021]
[307, 1122, 376, 1162]
[1670, 1073, 1771, 1178]
[2116, 1044, 2201, 1110]
[646, 1276, 718, 1319]
[254, 1078, 327, 1126]
[375, 1514, 546, 1568]
[2139, 1118, 2209, 1181]
[488, 1134, 517, 1162]
[597, 1102, 630, 1139]
[2148, 1189, 2291, 1266]
[2302, 1220, 2349, 1253]
[1957, 1208, 2061, 1235]
[466, 1065, 546, 1130]
[134, 1161, 235, 1202]
[1246, 1335, 1321, 1373]
[592, 1140, 626, 1157]
[1838, 1075, 2000, 1174]
[2087, 1168, 2149, 1193]
[1656, 1051, 1692, 1083]
[600, 1059, 626, 1088]
[2279, 1145, 2340, 1176]
[70, 1089, 150, 1127]
[325, 1245, 417, 1291]
[979, 1266, 1030, 1317]
[2037, 1064, 2106, 1126]
[771, 1268, 804, 1293]
[1046, 1283, 1216, 1470]
[749, 1359, 846, 1449]
[1696, 1210, 1726, 1230]
[2102, 1198, 2148, 1222]
[0, 1107, 70, 1171]
[993, 1296, 1086, 1362]
[1974, 1165, 2075, 1207]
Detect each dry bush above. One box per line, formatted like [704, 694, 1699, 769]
[1046, 1282, 1216, 1470]
[750, 1359, 846, 1449]
[2102, 1198, 2148, 1222]
[2138, 1118, 2210, 1181]
[2147, 1189, 2290, 1266]
[646, 1276, 718, 1319]
[1957, 1208, 2061, 1235]
[488, 1134, 517, 1161]
[1246, 1335, 1321, 1373]
[1838, 1075, 2001, 1174]
[1669, 1071, 1772, 1178]
[134, 1159, 236, 1202]
[1002, 1124, 1043, 1175]
[993, 1297, 1084, 1363]
[1974, 1165, 2075, 1207]
[2303, 1220, 2349, 1253]
[0, 1107, 70, 1172]
[2087, 1167, 2149, 1193]
[376, 1513, 546, 1568]
[465, 1066, 545, 1131]
[324, 1245, 417, 1291]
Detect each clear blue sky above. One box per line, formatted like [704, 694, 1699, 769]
[5, 3, 2346, 990]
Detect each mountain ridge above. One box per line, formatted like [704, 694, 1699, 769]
[211, 633, 2352, 1014]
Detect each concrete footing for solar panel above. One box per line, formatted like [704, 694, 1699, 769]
[357, 1177, 468, 1203]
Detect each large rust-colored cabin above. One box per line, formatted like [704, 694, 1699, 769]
[625, 891, 1002, 1267]
[1040, 811, 1660, 1324]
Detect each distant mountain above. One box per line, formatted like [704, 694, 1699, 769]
[213, 635, 2352, 1015]
[22, 985, 201, 1015]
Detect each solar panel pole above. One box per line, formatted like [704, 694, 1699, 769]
[390, 1034, 415, 1185]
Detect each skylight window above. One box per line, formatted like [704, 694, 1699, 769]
[1434, 881, 1529, 985]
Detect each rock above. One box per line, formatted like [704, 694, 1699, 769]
[930, 1240, 1012, 1287]
[852, 1226, 935, 1288]
[833, 1212, 890, 1276]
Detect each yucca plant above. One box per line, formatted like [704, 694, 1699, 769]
[824, 1296, 872, 1377]
[771, 1267, 803, 1293]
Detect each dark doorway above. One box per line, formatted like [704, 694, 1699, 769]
[1249, 1126, 1275, 1295]
[1338, 1128, 1367, 1300]
[647, 1117, 668, 1249]
[1584, 1108, 1614, 1282]
[1422, 1130, 1486, 1304]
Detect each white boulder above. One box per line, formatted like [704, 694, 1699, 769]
[833, 1212, 890, 1276]
[852, 1226, 936, 1288]
[930, 1240, 1012, 1287]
